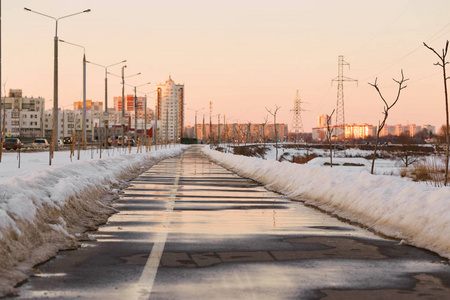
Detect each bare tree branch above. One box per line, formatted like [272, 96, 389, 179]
[368, 70, 409, 174]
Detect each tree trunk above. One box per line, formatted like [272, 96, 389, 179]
[443, 65, 449, 186]
[371, 129, 380, 174]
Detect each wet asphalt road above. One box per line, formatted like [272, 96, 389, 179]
[12, 146, 450, 299]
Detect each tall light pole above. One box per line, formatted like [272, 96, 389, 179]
[109, 68, 140, 147]
[24, 7, 90, 151]
[59, 39, 87, 149]
[86, 59, 126, 148]
[187, 107, 204, 140]
[136, 91, 156, 149]
[126, 82, 151, 140]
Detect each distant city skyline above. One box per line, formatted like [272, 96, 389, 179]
[2, 0, 450, 132]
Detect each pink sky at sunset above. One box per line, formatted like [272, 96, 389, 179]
[3, 0, 450, 132]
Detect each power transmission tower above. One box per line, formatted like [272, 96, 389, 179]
[332, 55, 357, 142]
[290, 90, 305, 143]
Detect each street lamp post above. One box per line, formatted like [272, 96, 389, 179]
[86, 59, 126, 148]
[125, 82, 151, 141]
[121, 66, 127, 147]
[108, 68, 141, 147]
[24, 7, 90, 152]
[59, 39, 87, 149]
[187, 107, 204, 140]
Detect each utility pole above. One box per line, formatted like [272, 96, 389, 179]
[332, 55, 357, 143]
[121, 65, 127, 147]
[0, 0, 2, 150]
[202, 114, 205, 144]
[144, 94, 147, 146]
[209, 101, 212, 144]
[218, 114, 220, 143]
[223, 115, 226, 142]
[194, 112, 198, 139]
[134, 86, 137, 140]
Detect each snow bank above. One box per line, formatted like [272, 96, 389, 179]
[203, 147, 450, 260]
[0, 146, 187, 297]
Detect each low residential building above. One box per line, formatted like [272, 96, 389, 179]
[193, 123, 288, 143]
[0, 89, 45, 139]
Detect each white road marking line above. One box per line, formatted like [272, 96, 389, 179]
[136, 157, 182, 300]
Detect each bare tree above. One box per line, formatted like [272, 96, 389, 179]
[423, 41, 450, 186]
[369, 70, 408, 174]
[266, 105, 281, 160]
[396, 134, 420, 167]
[261, 115, 269, 159]
[325, 109, 335, 168]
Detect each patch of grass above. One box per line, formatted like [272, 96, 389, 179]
[342, 162, 365, 167]
[292, 153, 319, 164]
[410, 164, 431, 182]
[232, 145, 268, 158]
[399, 168, 408, 178]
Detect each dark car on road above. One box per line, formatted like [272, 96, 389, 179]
[63, 137, 72, 144]
[2, 138, 23, 150]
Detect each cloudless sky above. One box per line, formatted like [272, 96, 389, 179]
[3, 0, 450, 131]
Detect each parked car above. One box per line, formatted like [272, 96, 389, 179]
[57, 139, 64, 146]
[63, 137, 72, 144]
[32, 138, 49, 148]
[107, 137, 119, 146]
[117, 136, 128, 146]
[2, 138, 23, 150]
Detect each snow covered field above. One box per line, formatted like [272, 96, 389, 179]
[203, 146, 450, 262]
[0, 145, 186, 297]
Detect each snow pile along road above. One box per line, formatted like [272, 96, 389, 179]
[0, 146, 186, 297]
[203, 147, 450, 260]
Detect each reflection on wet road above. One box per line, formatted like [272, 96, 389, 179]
[14, 146, 450, 299]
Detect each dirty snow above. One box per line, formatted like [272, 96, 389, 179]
[0, 145, 187, 296]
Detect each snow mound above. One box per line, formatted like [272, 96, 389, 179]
[0, 146, 187, 297]
[203, 147, 450, 260]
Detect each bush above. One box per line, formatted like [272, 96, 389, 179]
[292, 153, 318, 164]
[409, 157, 445, 186]
[410, 164, 431, 182]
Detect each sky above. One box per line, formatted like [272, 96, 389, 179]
[3, 0, 450, 131]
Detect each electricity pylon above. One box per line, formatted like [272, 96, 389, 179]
[331, 55, 357, 142]
[290, 90, 305, 143]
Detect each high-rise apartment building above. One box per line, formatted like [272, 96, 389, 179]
[74, 100, 103, 111]
[156, 76, 184, 141]
[113, 94, 144, 113]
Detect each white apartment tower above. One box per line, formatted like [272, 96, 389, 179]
[156, 76, 184, 141]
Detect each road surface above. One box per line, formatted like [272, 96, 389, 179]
[12, 146, 450, 299]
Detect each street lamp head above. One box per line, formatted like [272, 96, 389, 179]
[84, 9, 91, 13]
[24, 7, 31, 11]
